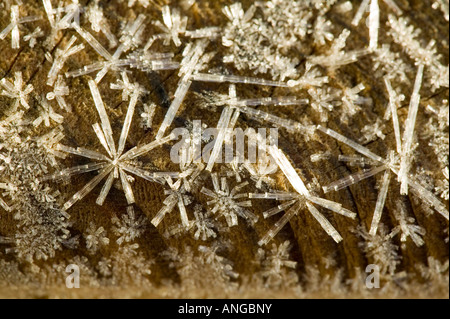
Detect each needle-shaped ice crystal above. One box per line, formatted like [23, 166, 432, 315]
[23, 27, 44, 48]
[33, 96, 64, 127]
[86, 0, 117, 48]
[203, 85, 309, 172]
[1, 72, 34, 113]
[317, 67, 448, 236]
[43, 0, 82, 47]
[201, 173, 256, 227]
[151, 177, 192, 228]
[68, 16, 146, 83]
[46, 75, 71, 112]
[308, 29, 368, 69]
[47, 35, 84, 86]
[250, 143, 356, 246]
[110, 72, 147, 101]
[155, 40, 212, 140]
[144, 6, 219, 50]
[0, 5, 41, 49]
[42, 80, 178, 211]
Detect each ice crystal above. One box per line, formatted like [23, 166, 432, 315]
[221, 2, 299, 80]
[35, 125, 67, 166]
[84, 222, 109, 253]
[422, 101, 449, 200]
[199, 84, 309, 171]
[140, 102, 156, 130]
[357, 224, 400, 276]
[146, 5, 219, 49]
[372, 44, 411, 83]
[418, 257, 449, 283]
[243, 155, 278, 190]
[256, 240, 298, 288]
[67, 16, 147, 83]
[23, 26, 44, 48]
[32, 96, 64, 128]
[340, 83, 369, 121]
[311, 15, 334, 46]
[163, 245, 238, 295]
[309, 29, 367, 69]
[163, 205, 218, 241]
[317, 65, 449, 236]
[111, 206, 147, 245]
[0, 4, 41, 49]
[97, 243, 153, 286]
[0, 115, 71, 262]
[155, 39, 213, 140]
[47, 35, 84, 86]
[0, 0, 448, 297]
[43, 80, 177, 210]
[250, 142, 356, 245]
[46, 75, 71, 112]
[432, 0, 450, 21]
[360, 118, 386, 143]
[387, 14, 449, 90]
[391, 202, 425, 247]
[110, 72, 147, 101]
[307, 87, 341, 122]
[189, 206, 218, 241]
[201, 173, 256, 227]
[128, 0, 150, 8]
[1, 71, 34, 113]
[86, 0, 117, 48]
[42, 0, 82, 47]
[151, 176, 193, 228]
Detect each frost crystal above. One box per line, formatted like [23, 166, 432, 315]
[256, 240, 298, 288]
[84, 222, 109, 253]
[432, 0, 450, 21]
[200, 84, 308, 172]
[43, 80, 177, 210]
[1, 71, 34, 113]
[156, 39, 212, 140]
[33, 96, 64, 127]
[201, 173, 256, 227]
[43, 0, 82, 47]
[0, 5, 41, 49]
[151, 176, 193, 228]
[392, 202, 425, 247]
[46, 75, 71, 112]
[68, 15, 146, 83]
[47, 35, 84, 86]
[309, 29, 367, 69]
[112, 206, 147, 245]
[110, 72, 147, 101]
[190, 207, 218, 241]
[317, 66, 449, 236]
[387, 15, 449, 90]
[86, 0, 117, 48]
[372, 44, 411, 83]
[128, 0, 150, 8]
[23, 27, 44, 48]
[250, 143, 356, 245]
[140, 103, 156, 130]
[146, 6, 219, 49]
[369, 0, 380, 50]
[163, 205, 218, 241]
[357, 224, 400, 276]
[243, 155, 278, 190]
[0, 0, 447, 296]
[221, 2, 299, 80]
